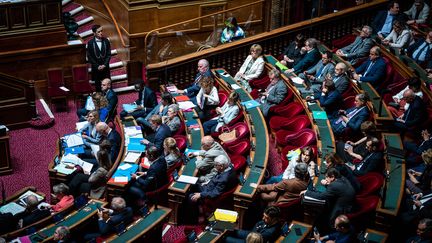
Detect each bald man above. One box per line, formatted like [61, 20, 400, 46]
[352, 46, 387, 89]
[394, 89, 426, 131]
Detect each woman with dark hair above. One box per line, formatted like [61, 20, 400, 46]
[406, 149, 432, 196]
[69, 150, 112, 199]
[220, 17, 245, 44]
[202, 91, 240, 135]
[280, 33, 305, 68]
[266, 146, 315, 184]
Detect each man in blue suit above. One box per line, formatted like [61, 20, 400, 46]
[353, 46, 387, 89]
[331, 93, 370, 136]
[141, 115, 171, 154]
[406, 31, 432, 68]
[120, 79, 157, 119]
[287, 38, 321, 75]
[96, 122, 121, 163]
[347, 137, 384, 176]
[310, 80, 343, 119]
[372, 1, 407, 38]
[84, 197, 133, 241]
[128, 146, 168, 201]
[299, 51, 335, 89]
[178, 59, 212, 103]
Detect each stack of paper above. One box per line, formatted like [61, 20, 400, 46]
[166, 85, 178, 93]
[124, 126, 142, 137]
[127, 137, 145, 152]
[54, 163, 77, 175]
[178, 101, 196, 110]
[60, 153, 93, 174]
[0, 202, 26, 215]
[64, 133, 84, 147]
[291, 77, 304, 84]
[124, 152, 141, 163]
[177, 175, 198, 184]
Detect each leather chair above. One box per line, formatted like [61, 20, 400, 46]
[47, 67, 69, 110]
[275, 119, 312, 148]
[356, 172, 384, 198]
[331, 34, 357, 49]
[210, 112, 244, 138]
[145, 176, 174, 207]
[270, 102, 304, 118]
[341, 82, 354, 99]
[173, 120, 186, 136]
[173, 135, 187, 152]
[378, 57, 394, 91]
[267, 91, 294, 117]
[220, 122, 250, 146]
[250, 75, 270, 90]
[71, 64, 93, 102]
[224, 139, 251, 157]
[271, 114, 310, 134]
[228, 154, 247, 171]
[346, 195, 379, 226]
[342, 96, 356, 110]
[275, 198, 302, 221]
[218, 92, 228, 107]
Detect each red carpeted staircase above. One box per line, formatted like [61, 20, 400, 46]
[61, 0, 128, 88]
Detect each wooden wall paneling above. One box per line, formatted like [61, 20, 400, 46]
[9, 5, 26, 30]
[0, 8, 7, 31]
[44, 2, 62, 24]
[27, 4, 44, 27]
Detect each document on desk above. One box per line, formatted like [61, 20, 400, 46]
[114, 176, 129, 183]
[177, 175, 198, 184]
[18, 191, 44, 207]
[60, 154, 93, 174]
[312, 111, 328, 120]
[54, 163, 77, 175]
[124, 152, 141, 163]
[178, 101, 196, 110]
[124, 126, 142, 137]
[230, 83, 241, 90]
[118, 163, 133, 170]
[0, 202, 26, 215]
[241, 100, 260, 110]
[64, 133, 84, 147]
[291, 77, 304, 85]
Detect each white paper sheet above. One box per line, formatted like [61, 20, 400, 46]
[114, 176, 129, 183]
[64, 133, 84, 147]
[291, 77, 304, 84]
[124, 152, 141, 163]
[177, 175, 199, 184]
[118, 163, 133, 170]
[178, 101, 196, 110]
[76, 121, 88, 131]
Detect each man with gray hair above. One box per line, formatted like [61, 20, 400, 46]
[188, 136, 231, 178]
[16, 195, 50, 228]
[53, 225, 71, 242]
[96, 121, 121, 162]
[178, 59, 212, 103]
[256, 163, 309, 205]
[336, 25, 373, 65]
[84, 197, 133, 241]
[287, 38, 321, 74]
[190, 155, 238, 202]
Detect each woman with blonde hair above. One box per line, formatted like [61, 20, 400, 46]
[246, 232, 263, 243]
[406, 149, 432, 196]
[235, 44, 265, 92]
[203, 91, 240, 135]
[163, 137, 182, 168]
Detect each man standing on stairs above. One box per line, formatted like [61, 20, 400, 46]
[87, 24, 111, 92]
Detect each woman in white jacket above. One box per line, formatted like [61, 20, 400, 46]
[383, 20, 413, 49]
[235, 44, 265, 92]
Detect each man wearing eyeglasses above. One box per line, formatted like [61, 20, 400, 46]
[336, 25, 373, 65]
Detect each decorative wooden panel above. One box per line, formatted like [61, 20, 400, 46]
[0, 9, 7, 31]
[9, 6, 26, 30]
[45, 2, 62, 24]
[27, 4, 44, 27]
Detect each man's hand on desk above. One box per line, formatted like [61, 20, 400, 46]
[140, 139, 150, 145]
[177, 90, 185, 94]
[352, 73, 360, 81]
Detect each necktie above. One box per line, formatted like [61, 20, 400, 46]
[200, 94, 205, 109]
[363, 61, 375, 77]
[141, 88, 145, 106]
[414, 43, 429, 61]
[350, 39, 362, 53]
[316, 65, 325, 79]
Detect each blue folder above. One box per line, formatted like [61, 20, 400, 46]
[64, 145, 85, 155]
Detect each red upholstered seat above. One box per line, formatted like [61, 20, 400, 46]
[275, 119, 312, 148]
[356, 172, 384, 198]
[173, 135, 187, 152]
[145, 176, 174, 206]
[346, 195, 379, 222]
[229, 154, 247, 171]
[250, 75, 270, 90]
[280, 145, 318, 170]
[342, 96, 355, 110]
[47, 68, 69, 109]
[71, 64, 93, 95]
[224, 139, 251, 156]
[173, 121, 186, 136]
[271, 102, 304, 118]
[341, 82, 354, 99]
[270, 114, 310, 133]
[268, 91, 294, 117]
[378, 57, 394, 91]
[275, 198, 301, 221]
[218, 92, 228, 107]
[221, 122, 249, 146]
[201, 185, 238, 218]
[279, 129, 316, 168]
[332, 34, 357, 49]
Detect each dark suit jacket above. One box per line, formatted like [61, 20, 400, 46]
[17, 208, 51, 227]
[333, 74, 350, 94]
[185, 69, 212, 98]
[355, 57, 386, 88]
[403, 96, 426, 127]
[107, 129, 121, 162]
[283, 42, 303, 64]
[252, 220, 282, 243]
[317, 90, 343, 119]
[306, 176, 355, 221]
[293, 48, 321, 74]
[98, 207, 133, 235]
[372, 11, 407, 35]
[105, 89, 118, 117]
[199, 167, 238, 199]
[149, 124, 171, 153]
[341, 36, 373, 64]
[136, 156, 168, 192]
[345, 106, 369, 132]
[87, 37, 111, 81]
[135, 87, 157, 112]
[353, 151, 384, 176]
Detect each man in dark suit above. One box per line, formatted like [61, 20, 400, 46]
[336, 25, 374, 65]
[353, 46, 387, 89]
[404, 129, 432, 167]
[101, 78, 118, 119]
[287, 38, 321, 75]
[87, 25, 111, 92]
[128, 146, 168, 201]
[84, 197, 133, 241]
[299, 51, 335, 89]
[331, 93, 370, 136]
[120, 80, 157, 119]
[225, 206, 281, 243]
[15, 195, 50, 229]
[310, 80, 343, 119]
[178, 59, 212, 103]
[347, 137, 384, 176]
[406, 31, 432, 67]
[140, 115, 171, 154]
[394, 89, 426, 132]
[301, 168, 355, 224]
[331, 62, 350, 95]
[372, 1, 407, 38]
[96, 122, 121, 162]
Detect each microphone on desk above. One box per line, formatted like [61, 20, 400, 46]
[381, 164, 401, 208]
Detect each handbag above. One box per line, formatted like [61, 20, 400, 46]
[218, 126, 237, 143]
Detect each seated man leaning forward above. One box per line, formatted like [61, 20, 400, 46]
[187, 136, 231, 183]
[256, 68, 288, 117]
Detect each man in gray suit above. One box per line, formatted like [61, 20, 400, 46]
[258, 68, 288, 117]
[331, 62, 350, 95]
[299, 51, 335, 89]
[336, 25, 373, 65]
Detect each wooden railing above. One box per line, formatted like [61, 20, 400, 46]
[145, 0, 387, 91]
[101, 0, 128, 48]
